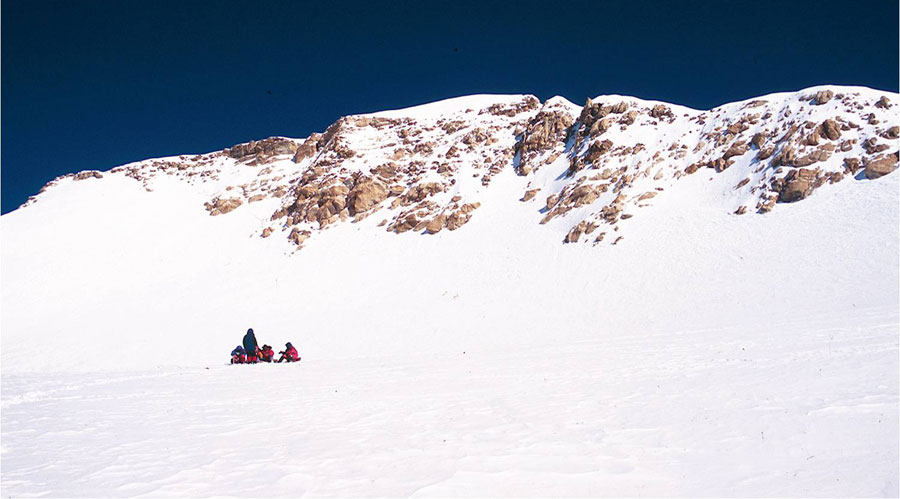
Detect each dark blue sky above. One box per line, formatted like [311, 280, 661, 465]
[2, 0, 897, 213]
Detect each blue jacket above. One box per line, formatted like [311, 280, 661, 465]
[243, 331, 258, 353]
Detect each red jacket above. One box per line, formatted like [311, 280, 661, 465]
[285, 346, 299, 361]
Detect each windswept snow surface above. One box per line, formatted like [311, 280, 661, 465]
[2, 87, 898, 496]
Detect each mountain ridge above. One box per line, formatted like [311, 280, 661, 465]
[2, 84, 897, 373]
[19, 85, 898, 250]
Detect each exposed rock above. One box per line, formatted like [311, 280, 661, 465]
[776, 168, 823, 203]
[564, 221, 588, 243]
[821, 119, 842, 140]
[812, 90, 834, 105]
[292, 134, 322, 163]
[347, 178, 388, 215]
[289, 227, 311, 246]
[757, 146, 775, 160]
[227, 137, 298, 162]
[73, 171, 104, 181]
[843, 157, 862, 175]
[649, 104, 674, 120]
[875, 96, 892, 109]
[757, 195, 777, 213]
[425, 215, 447, 234]
[445, 203, 481, 230]
[399, 182, 445, 205]
[205, 197, 243, 216]
[515, 109, 575, 174]
[584, 139, 614, 163]
[864, 152, 899, 179]
[483, 96, 540, 117]
[750, 133, 766, 149]
[723, 143, 749, 160]
[546, 194, 559, 210]
[864, 137, 890, 155]
[792, 149, 830, 167]
[882, 126, 900, 140]
[522, 189, 539, 202]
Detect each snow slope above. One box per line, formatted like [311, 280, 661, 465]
[1, 86, 898, 496]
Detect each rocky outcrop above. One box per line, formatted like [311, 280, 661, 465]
[774, 168, 824, 203]
[226, 137, 298, 164]
[73, 171, 104, 181]
[25, 86, 898, 248]
[864, 153, 899, 179]
[514, 107, 575, 175]
[205, 197, 243, 216]
[812, 90, 834, 105]
[347, 178, 388, 216]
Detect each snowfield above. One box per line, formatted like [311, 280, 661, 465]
[2, 87, 898, 497]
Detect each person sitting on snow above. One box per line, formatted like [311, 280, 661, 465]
[259, 344, 275, 363]
[276, 342, 300, 363]
[230, 345, 246, 364]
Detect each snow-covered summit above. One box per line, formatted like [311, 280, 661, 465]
[2, 85, 898, 373]
[17, 85, 899, 250]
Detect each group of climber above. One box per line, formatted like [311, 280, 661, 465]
[231, 328, 300, 364]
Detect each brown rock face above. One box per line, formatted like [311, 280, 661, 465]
[522, 189, 539, 202]
[777, 168, 823, 203]
[792, 149, 830, 167]
[425, 215, 447, 234]
[289, 228, 311, 246]
[226, 137, 298, 162]
[723, 143, 749, 160]
[864, 138, 890, 155]
[649, 104, 674, 120]
[73, 171, 104, 181]
[347, 179, 388, 215]
[821, 119, 842, 140]
[514, 109, 575, 175]
[843, 157, 862, 174]
[205, 197, 243, 216]
[757, 146, 775, 161]
[875, 96, 892, 109]
[444, 203, 481, 230]
[750, 132, 766, 149]
[564, 220, 588, 243]
[864, 153, 899, 179]
[292, 134, 322, 163]
[812, 90, 834, 105]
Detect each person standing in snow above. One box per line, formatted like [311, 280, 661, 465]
[242, 328, 259, 362]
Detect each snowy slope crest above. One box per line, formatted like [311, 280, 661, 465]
[19, 85, 899, 249]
